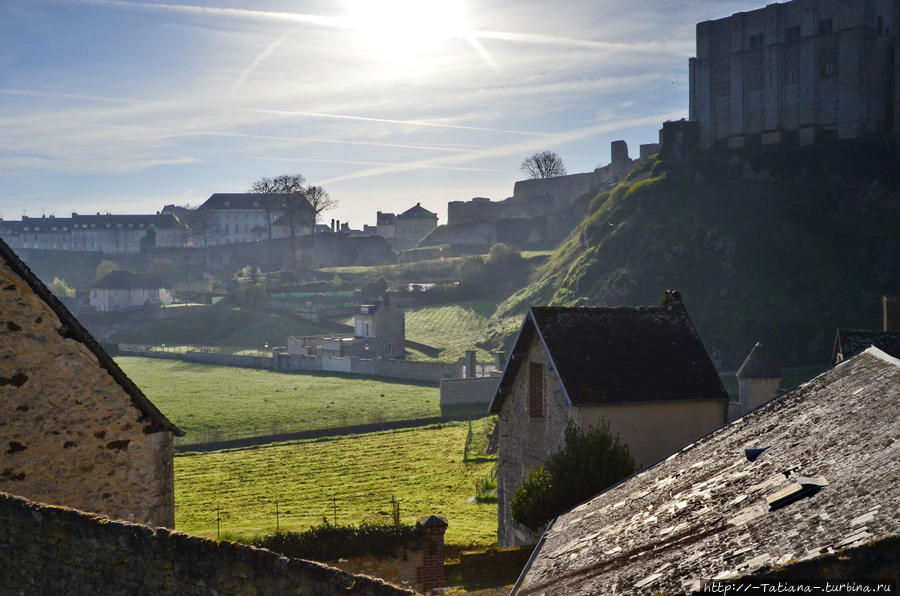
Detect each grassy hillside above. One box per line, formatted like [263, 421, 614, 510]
[404, 300, 497, 362]
[491, 145, 900, 367]
[175, 421, 498, 546]
[117, 357, 439, 443]
[110, 303, 336, 349]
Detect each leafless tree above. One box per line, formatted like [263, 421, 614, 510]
[249, 174, 319, 266]
[304, 185, 338, 226]
[520, 150, 567, 179]
[180, 203, 215, 248]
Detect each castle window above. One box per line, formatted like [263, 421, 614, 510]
[528, 362, 544, 418]
[748, 33, 764, 50]
[818, 18, 833, 36]
[784, 25, 801, 44]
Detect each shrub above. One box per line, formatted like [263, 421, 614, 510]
[50, 277, 76, 299]
[251, 520, 421, 561]
[510, 420, 634, 531]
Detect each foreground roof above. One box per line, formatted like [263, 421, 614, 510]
[490, 304, 727, 413]
[0, 237, 183, 436]
[517, 347, 899, 595]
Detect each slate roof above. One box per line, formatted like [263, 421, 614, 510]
[490, 304, 727, 413]
[199, 193, 305, 211]
[91, 270, 168, 290]
[1, 213, 179, 232]
[515, 347, 900, 595]
[0, 237, 183, 436]
[832, 328, 900, 364]
[397, 203, 436, 219]
[736, 342, 781, 379]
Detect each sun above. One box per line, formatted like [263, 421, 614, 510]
[342, 0, 467, 63]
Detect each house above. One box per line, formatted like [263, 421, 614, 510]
[690, 0, 900, 149]
[372, 203, 438, 250]
[832, 295, 900, 363]
[0, 212, 186, 253]
[197, 193, 314, 245]
[489, 292, 729, 546]
[0, 236, 183, 528]
[90, 270, 173, 312]
[513, 347, 900, 594]
[352, 293, 406, 359]
[734, 341, 781, 419]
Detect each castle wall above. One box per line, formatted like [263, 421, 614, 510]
[0, 259, 175, 528]
[0, 492, 413, 595]
[691, 0, 899, 149]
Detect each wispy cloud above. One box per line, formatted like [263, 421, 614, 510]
[231, 33, 291, 92]
[250, 156, 504, 173]
[0, 88, 139, 104]
[316, 111, 683, 186]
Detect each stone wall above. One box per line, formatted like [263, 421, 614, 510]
[0, 492, 414, 595]
[0, 258, 176, 528]
[183, 351, 276, 369]
[439, 377, 498, 409]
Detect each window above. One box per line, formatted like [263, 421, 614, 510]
[386, 344, 392, 356]
[528, 362, 544, 417]
[784, 25, 801, 43]
[365, 322, 370, 336]
[748, 32, 764, 50]
[818, 18, 833, 36]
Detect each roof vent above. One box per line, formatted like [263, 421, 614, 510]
[745, 447, 768, 462]
[765, 476, 828, 511]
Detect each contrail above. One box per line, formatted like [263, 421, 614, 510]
[231, 33, 291, 92]
[0, 88, 139, 104]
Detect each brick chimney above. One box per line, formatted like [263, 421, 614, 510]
[884, 295, 899, 332]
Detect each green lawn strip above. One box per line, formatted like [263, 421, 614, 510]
[117, 357, 440, 442]
[403, 300, 497, 362]
[174, 422, 498, 547]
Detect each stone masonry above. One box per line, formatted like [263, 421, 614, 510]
[0, 238, 181, 527]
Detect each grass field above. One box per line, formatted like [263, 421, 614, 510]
[175, 421, 498, 546]
[117, 357, 440, 443]
[404, 300, 498, 362]
[110, 303, 337, 350]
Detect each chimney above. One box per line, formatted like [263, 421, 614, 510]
[382, 293, 390, 307]
[465, 350, 477, 378]
[331, 218, 335, 232]
[661, 289, 684, 308]
[885, 295, 899, 332]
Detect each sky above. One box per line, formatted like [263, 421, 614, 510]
[0, 0, 769, 227]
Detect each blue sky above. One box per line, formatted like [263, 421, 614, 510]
[0, 0, 767, 226]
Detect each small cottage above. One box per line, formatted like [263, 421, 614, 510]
[353, 293, 406, 359]
[90, 270, 172, 312]
[490, 292, 729, 546]
[1, 237, 183, 527]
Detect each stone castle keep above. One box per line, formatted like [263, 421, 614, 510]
[690, 0, 900, 149]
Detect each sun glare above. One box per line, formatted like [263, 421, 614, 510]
[343, 0, 467, 63]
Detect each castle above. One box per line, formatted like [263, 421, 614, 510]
[690, 0, 900, 149]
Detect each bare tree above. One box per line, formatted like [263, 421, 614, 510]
[520, 150, 567, 179]
[249, 174, 317, 267]
[180, 203, 215, 248]
[304, 185, 338, 225]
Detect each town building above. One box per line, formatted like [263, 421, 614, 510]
[489, 292, 729, 546]
[196, 193, 314, 246]
[514, 347, 900, 594]
[352, 293, 406, 358]
[0, 213, 187, 253]
[689, 0, 900, 149]
[832, 294, 900, 362]
[373, 203, 438, 250]
[0, 236, 183, 528]
[735, 341, 782, 417]
[90, 270, 173, 312]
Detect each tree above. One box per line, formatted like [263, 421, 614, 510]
[50, 277, 76, 299]
[94, 260, 120, 281]
[520, 150, 567, 179]
[304, 185, 338, 225]
[179, 204, 215, 249]
[249, 174, 322, 267]
[510, 420, 634, 532]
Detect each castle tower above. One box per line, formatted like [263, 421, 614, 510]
[736, 342, 781, 416]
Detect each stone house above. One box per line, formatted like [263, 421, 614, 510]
[690, 0, 900, 149]
[489, 294, 729, 546]
[832, 294, 900, 363]
[90, 270, 173, 312]
[374, 203, 438, 250]
[514, 347, 900, 594]
[0, 237, 183, 527]
[353, 293, 406, 359]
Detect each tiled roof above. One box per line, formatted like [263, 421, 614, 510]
[397, 203, 436, 219]
[0, 237, 182, 436]
[832, 328, 900, 363]
[490, 303, 727, 412]
[736, 342, 781, 379]
[516, 347, 900, 595]
[91, 270, 168, 290]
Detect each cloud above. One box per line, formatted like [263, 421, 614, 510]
[250, 155, 504, 173]
[230, 32, 291, 92]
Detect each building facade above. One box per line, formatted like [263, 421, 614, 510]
[489, 298, 729, 546]
[90, 270, 173, 312]
[353, 293, 406, 358]
[0, 213, 187, 253]
[196, 193, 314, 246]
[0, 237, 183, 528]
[690, 0, 900, 149]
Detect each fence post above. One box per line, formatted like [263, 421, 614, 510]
[416, 515, 448, 595]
